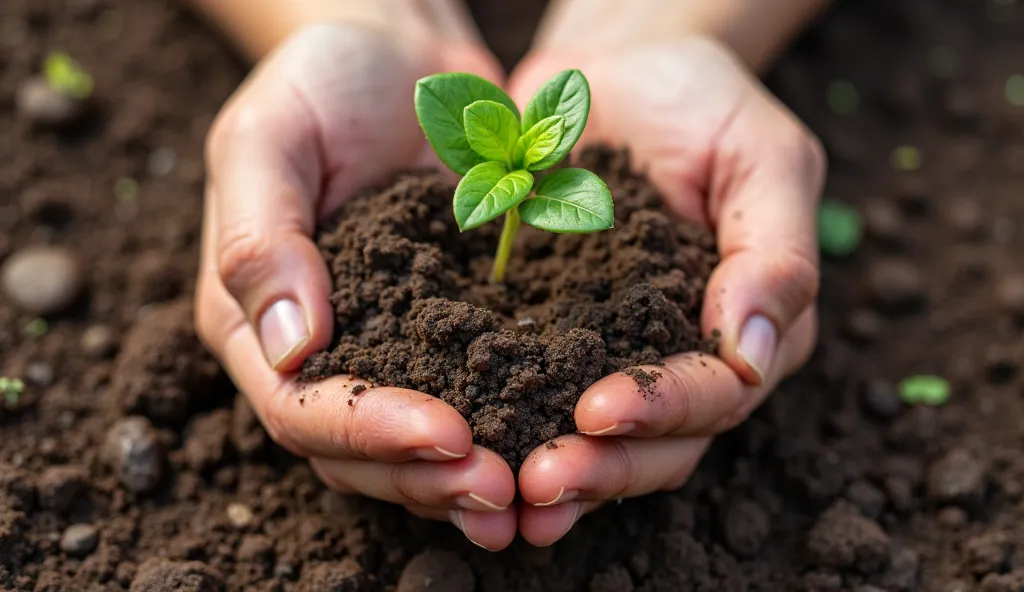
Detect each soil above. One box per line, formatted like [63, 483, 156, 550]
[299, 151, 717, 469]
[3, 0, 1024, 591]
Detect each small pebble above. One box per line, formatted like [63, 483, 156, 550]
[927, 448, 986, 505]
[861, 380, 903, 420]
[227, 502, 254, 528]
[0, 246, 83, 315]
[147, 148, 177, 177]
[944, 199, 985, 239]
[964, 531, 1011, 575]
[81, 325, 117, 359]
[996, 274, 1024, 317]
[866, 258, 925, 311]
[721, 498, 770, 557]
[103, 416, 164, 493]
[845, 480, 886, 519]
[60, 523, 98, 556]
[806, 502, 890, 574]
[993, 217, 1016, 244]
[273, 563, 295, 580]
[37, 465, 88, 512]
[937, 506, 968, 529]
[397, 549, 475, 592]
[862, 199, 903, 244]
[16, 77, 86, 127]
[24, 362, 54, 387]
[844, 309, 882, 343]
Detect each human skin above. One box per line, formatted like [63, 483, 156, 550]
[189, 0, 828, 550]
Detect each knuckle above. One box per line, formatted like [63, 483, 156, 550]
[787, 126, 828, 189]
[771, 250, 821, 316]
[263, 392, 303, 457]
[205, 102, 269, 171]
[661, 364, 700, 431]
[610, 440, 643, 498]
[388, 464, 422, 505]
[216, 226, 273, 294]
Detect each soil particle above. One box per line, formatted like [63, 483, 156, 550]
[297, 559, 382, 592]
[936, 506, 967, 529]
[16, 77, 87, 127]
[807, 501, 891, 573]
[866, 258, 925, 312]
[801, 570, 843, 592]
[996, 274, 1024, 317]
[226, 503, 254, 529]
[81, 324, 118, 359]
[236, 534, 274, 563]
[845, 480, 887, 519]
[229, 394, 266, 458]
[944, 199, 986, 239]
[24, 361, 54, 387]
[624, 367, 662, 400]
[183, 409, 231, 472]
[103, 416, 164, 494]
[300, 151, 717, 467]
[887, 406, 940, 452]
[881, 546, 920, 590]
[963, 531, 1011, 576]
[926, 448, 986, 505]
[863, 199, 904, 244]
[59, 523, 98, 556]
[0, 246, 83, 315]
[111, 301, 222, 423]
[36, 465, 87, 512]
[844, 308, 883, 343]
[588, 564, 634, 592]
[396, 549, 475, 592]
[860, 380, 902, 420]
[129, 558, 224, 592]
[720, 497, 770, 557]
[978, 571, 1024, 592]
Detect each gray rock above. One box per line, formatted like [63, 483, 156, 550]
[1, 246, 82, 315]
[60, 523, 98, 556]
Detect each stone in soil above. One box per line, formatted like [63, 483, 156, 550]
[129, 558, 224, 592]
[996, 274, 1024, 317]
[16, 77, 87, 127]
[862, 198, 904, 244]
[860, 380, 903, 420]
[0, 246, 82, 315]
[396, 549, 475, 592]
[926, 448, 987, 506]
[80, 324, 118, 359]
[844, 308, 883, 343]
[103, 416, 164, 494]
[845, 480, 887, 519]
[866, 258, 925, 312]
[296, 559, 382, 592]
[720, 497, 770, 557]
[963, 531, 1011, 576]
[806, 501, 891, 573]
[60, 523, 98, 556]
[36, 465, 87, 512]
[183, 409, 231, 472]
[943, 199, 985, 239]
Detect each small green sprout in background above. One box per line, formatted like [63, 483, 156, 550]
[23, 317, 49, 339]
[44, 51, 94, 100]
[0, 377, 25, 408]
[898, 375, 951, 406]
[414, 69, 613, 284]
[891, 145, 922, 172]
[927, 46, 960, 79]
[1005, 74, 1024, 107]
[818, 200, 863, 257]
[826, 80, 860, 116]
[115, 176, 139, 202]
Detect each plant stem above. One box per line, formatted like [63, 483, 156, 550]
[491, 207, 520, 284]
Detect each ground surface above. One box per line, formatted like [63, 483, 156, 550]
[2, 0, 1024, 590]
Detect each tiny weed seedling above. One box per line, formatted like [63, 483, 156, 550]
[0, 377, 25, 408]
[44, 52, 94, 100]
[898, 374, 951, 406]
[818, 200, 862, 257]
[414, 69, 613, 283]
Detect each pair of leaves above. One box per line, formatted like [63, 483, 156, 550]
[415, 69, 590, 174]
[44, 52, 93, 100]
[454, 165, 613, 233]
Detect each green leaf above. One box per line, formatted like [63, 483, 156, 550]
[513, 116, 565, 171]
[818, 200, 862, 257]
[521, 70, 590, 170]
[519, 168, 613, 233]
[415, 73, 520, 175]
[464, 100, 521, 167]
[453, 162, 534, 231]
[44, 52, 93, 100]
[898, 375, 951, 406]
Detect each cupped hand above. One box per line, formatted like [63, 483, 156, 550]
[507, 37, 826, 545]
[195, 24, 518, 550]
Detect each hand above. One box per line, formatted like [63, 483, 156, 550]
[195, 24, 520, 550]
[507, 37, 825, 545]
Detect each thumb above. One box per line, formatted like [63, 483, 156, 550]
[204, 76, 335, 372]
[701, 92, 826, 385]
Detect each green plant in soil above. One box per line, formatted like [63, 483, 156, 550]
[898, 374, 951, 406]
[414, 69, 614, 283]
[818, 200, 862, 257]
[44, 51, 94, 100]
[0, 377, 25, 408]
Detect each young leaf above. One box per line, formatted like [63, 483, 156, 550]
[44, 52, 93, 100]
[454, 162, 534, 231]
[415, 73, 520, 175]
[520, 70, 590, 170]
[464, 100, 521, 167]
[519, 168, 613, 233]
[513, 115, 565, 171]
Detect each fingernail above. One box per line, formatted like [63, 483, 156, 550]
[548, 502, 584, 545]
[414, 446, 468, 461]
[457, 493, 507, 511]
[534, 487, 580, 507]
[259, 299, 310, 369]
[449, 510, 489, 550]
[581, 422, 636, 437]
[737, 314, 777, 385]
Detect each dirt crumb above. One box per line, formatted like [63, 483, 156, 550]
[624, 367, 662, 400]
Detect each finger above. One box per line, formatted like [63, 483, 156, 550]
[518, 435, 710, 508]
[575, 307, 815, 438]
[518, 501, 602, 547]
[403, 502, 518, 550]
[310, 446, 515, 512]
[702, 89, 826, 386]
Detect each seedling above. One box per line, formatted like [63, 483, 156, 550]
[818, 200, 862, 257]
[0, 377, 25, 408]
[23, 317, 48, 339]
[414, 69, 614, 283]
[898, 374, 951, 406]
[44, 52, 94, 100]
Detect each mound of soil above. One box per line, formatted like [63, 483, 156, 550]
[300, 150, 718, 468]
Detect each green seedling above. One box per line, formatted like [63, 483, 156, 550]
[0, 377, 25, 408]
[23, 317, 49, 339]
[818, 200, 862, 257]
[44, 51, 94, 100]
[898, 375, 951, 406]
[414, 69, 614, 283]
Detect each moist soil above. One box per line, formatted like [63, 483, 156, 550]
[3, 0, 1024, 591]
[299, 150, 717, 470]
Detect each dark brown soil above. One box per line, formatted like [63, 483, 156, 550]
[299, 152, 717, 469]
[4, 0, 1024, 590]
